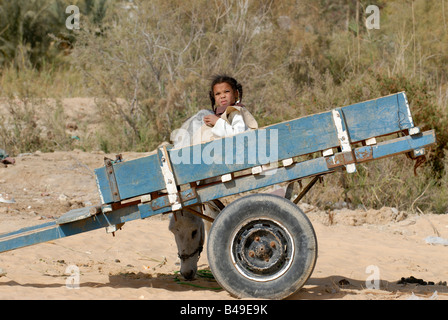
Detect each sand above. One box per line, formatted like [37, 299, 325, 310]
[0, 150, 447, 300]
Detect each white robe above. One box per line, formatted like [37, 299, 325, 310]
[192, 106, 258, 145]
[211, 113, 247, 137]
[170, 106, 258, 148]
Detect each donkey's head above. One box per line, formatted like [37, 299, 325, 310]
[169, 210, 205, 280]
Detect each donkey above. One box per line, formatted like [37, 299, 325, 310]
[168, 203, 220, 280]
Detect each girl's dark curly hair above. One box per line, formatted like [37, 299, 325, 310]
[209, 74, 243, 112]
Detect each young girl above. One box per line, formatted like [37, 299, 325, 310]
[171, 75, 258, 148]
[198, 75, 258, 143]
[196, 75, 259, 248]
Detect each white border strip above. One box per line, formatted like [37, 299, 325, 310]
[403, 92, 415, 128]
[332, 109, 356, 173]
[160, 147, 182, 211]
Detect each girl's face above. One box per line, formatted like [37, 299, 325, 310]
[213, 82, 238, 108]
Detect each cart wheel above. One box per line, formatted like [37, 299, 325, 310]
[207, 193, 317, 299]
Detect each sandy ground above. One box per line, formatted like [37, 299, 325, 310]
[0, 150, 447, 300]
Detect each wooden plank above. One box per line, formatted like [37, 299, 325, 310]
[95, 153, 166, 204]
[194, 157, 331, 203]
[0, 221, 56, 240]
[332, 108, 356, 173]
[56, 206, 100, 225]
[0, 205, 142, 253]
[114, 155, 166, 201]
[95, 167, 113, 204]
[0, 225, 61, 253]
[368, 130, 434, 160]
[341, 92, 413, 143]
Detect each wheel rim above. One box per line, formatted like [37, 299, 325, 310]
[230, 217, 295, 282]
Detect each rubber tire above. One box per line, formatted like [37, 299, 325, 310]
[207, 193, 317, 299]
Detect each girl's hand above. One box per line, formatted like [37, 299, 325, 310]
[204, 114, 219, 127]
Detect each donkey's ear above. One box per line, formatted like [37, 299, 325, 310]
[199, 223, 205, 245]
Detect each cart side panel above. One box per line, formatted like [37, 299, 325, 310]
[193, 130, 436, 205]
[95, 153, 165, 204]
[171, 111, 339, 185]
[341, 92, 413, 142]
[114, 155, 165, 200]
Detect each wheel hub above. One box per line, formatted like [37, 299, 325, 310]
[232, 218, 294, 281]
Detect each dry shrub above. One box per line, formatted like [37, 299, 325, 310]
[0, 97, 74, 154]
[1, 0, 448, 213]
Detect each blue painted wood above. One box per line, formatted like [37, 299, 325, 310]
[95, 166, 113, 204]
[135, 130, 436, 216]
[0, 205, 142, 253]
[170, 111, 339, 185]
[0, 226, 62, 253]
[371, 131, 433, 159]
[193, 130, 435, 204]
[95, 93, 414, 204]
[0, 129, 435, 253]
[56, 206, 96, 224]
[95, 154, 166, 204]
[0, 221, 56, 240]
[342, 92, 412, 142]
[170, 92, 415, 185]
[114, 154, 166, 200]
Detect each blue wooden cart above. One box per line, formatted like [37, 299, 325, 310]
[0, 92, 436, 299]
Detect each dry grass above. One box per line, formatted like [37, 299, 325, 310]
[1, 0, 448, 213]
